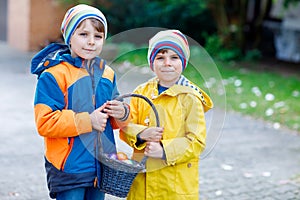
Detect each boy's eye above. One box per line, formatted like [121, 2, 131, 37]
[95, 32, 104, 39]
[170, 54, 180, 59]
[79, 32, 87, 36]
[155, 56, 164, 60]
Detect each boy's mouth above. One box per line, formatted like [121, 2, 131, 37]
[161, 68, 175, 72]
[83, 48, 95, 52]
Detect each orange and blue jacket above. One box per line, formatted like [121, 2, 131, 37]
[31, 43, 121, 198]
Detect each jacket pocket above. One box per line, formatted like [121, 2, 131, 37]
[175, 161, 199, 194]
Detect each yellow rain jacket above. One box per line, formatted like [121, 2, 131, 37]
[120, 76, 213, 200]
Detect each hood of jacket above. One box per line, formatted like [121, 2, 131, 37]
[176, 75, 213, 112]
[31, 43, 84, 77]
[146, 75, 213, 112]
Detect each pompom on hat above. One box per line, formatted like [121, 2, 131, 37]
[61, 4, 108, 46]
[147, 30, 190, 71]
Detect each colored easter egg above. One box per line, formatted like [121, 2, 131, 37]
[108, 153, 117, 159]
[117, 152, 128, 160]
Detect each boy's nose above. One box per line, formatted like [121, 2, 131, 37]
[164, 58, 171, 66]
[88, 37, 95, 45]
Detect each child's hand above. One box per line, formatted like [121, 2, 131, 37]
[104, 100, 126, 120]
[144, 142, 163, 158]
[140, 127, 164, 142]
[90, 103, 109, 132]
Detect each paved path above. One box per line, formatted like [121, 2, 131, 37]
[0, 42, 299, 200]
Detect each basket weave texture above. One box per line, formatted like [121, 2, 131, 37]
[98, 93, 160, 198]
[99, 154, 144, 198]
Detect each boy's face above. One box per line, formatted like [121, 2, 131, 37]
[70, 19, 104, 60]
[153, 49, 183, 87]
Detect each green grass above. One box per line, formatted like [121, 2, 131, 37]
[112, 43, 300, 133]
[215, 62, 300, 132]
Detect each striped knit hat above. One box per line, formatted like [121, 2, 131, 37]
[61, 4, 107, 46]
[148, 30, 190, 71]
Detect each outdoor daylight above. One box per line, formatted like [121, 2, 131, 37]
[0, 0, 299, 200]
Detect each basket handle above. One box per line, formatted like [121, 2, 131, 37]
[115, 93, 160, 165]
[115, 93, 160, 127]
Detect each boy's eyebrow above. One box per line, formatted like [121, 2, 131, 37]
[79, 28, 103, 33]
[156, 52, 179, 56]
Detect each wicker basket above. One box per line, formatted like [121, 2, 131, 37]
[98, 93, 160, 198]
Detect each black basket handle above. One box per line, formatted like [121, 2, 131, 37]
[115, 93, 160, 127]
[115, 93, 161, 165]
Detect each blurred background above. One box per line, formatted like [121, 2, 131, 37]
[1, 0, 299, 132]
[1, 0, 300, 63]
[0, 1, 299, 199]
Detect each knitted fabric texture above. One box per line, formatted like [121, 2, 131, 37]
[61, 4, 107, 46]
[147, 30, 190, 71]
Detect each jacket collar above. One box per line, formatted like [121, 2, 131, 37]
[31, 43, 85, 78]
[149, 75, 213, 112]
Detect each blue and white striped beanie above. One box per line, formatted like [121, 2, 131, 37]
[61, 4, 107, 46]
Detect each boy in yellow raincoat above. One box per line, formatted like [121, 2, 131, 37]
[120, 30, 213, 199]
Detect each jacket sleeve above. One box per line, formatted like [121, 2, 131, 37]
[162, 94, 206, 165]
[119, 89, 148, 150]
[110, 103, 131, 129]
[34, 71, 92, 138]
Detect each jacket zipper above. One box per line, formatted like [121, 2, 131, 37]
[61, 137, 74, 171]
